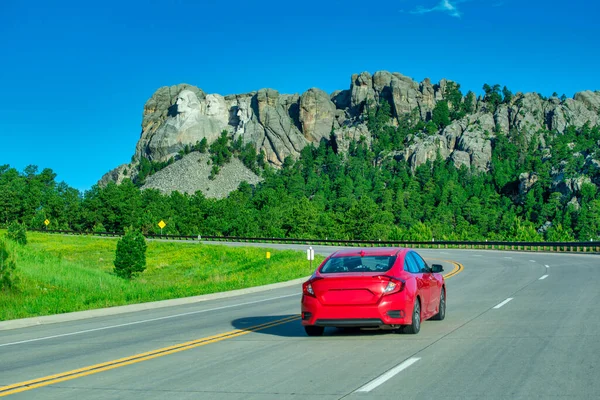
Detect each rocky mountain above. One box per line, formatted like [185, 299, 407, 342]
[100, 71, 600, 198]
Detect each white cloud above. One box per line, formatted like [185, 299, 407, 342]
[410, 0, 468, 18]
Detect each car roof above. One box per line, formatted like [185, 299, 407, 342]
[329, 247, 410, 258]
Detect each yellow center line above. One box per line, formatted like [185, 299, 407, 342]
[0, 315, 300, 397]
[426, 258, 465, 280]
[443, 261, 464, 279]
[1, 260, 465, 397]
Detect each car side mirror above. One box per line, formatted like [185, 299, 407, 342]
[431, 264, 444, 273]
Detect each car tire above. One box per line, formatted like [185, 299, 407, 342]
[304, 325, 325, 336]
[403, 298, 421, 334]
[431, 288, 446, 321]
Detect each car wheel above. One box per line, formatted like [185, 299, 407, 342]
[431, 288, 446, 321]
[304, 325, 325, 336]
[403, 298, 421, 334]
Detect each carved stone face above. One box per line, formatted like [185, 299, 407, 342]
[176, 90, 200, 115]
[236, 104, 246, 118]
[205, 94, 226, 118]
[236, 100, 250, 125]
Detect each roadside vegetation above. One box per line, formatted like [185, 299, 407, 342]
[0, 231, 322, 321]
[1, 87, 599, 242]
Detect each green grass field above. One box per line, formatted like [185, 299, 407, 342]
[0, 231, 324, 321]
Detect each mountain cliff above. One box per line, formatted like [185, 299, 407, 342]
[100, 71, 600, 198]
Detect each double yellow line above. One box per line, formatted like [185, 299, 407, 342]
[0, 315, 300, 397]
[2, 259, 464, 397]
[426, 257, 464, 280]
[443, 260, 464, 279]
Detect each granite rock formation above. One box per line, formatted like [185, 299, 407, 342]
[100, 71, 600, 198]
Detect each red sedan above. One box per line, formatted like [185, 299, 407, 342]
[301, 247, 446, 336]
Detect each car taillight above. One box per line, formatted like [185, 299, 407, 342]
[302, 277, 322, 298]
[303, 283, 315, 297]
[382, 277, 405, 295]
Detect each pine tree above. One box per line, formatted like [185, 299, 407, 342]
[432, 101, 451, 129]
[113, 228, 147, 279]
[0, 239, 18, 290]
[6, 221, 27, 245]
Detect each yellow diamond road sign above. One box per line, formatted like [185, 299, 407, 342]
[44, 219, 50, 226]
[158, 220, 166, 229]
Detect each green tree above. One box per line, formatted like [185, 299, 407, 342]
[575, 198, 600, 240]
[483, 83, 502, 112]
[545, 223, 575, 242]
[444, 82, 463, 111]
[209, 130, 233, 167]
[407, 221, 433, 241]
[432, 100, 451, 129]
[0, 239, 18, 290]
[6, 221, 27, 245]
[239, 142, 259, 173]
[424, 121, 438, 135]
[502, 86, 513, 104]
[367, 99, 392, 136]
[99, 180, 142, 232]
[463, 91, 476, 114]
[344, 196, 393, 240]
[113, 228, 147, 279]
[516, 220, 543, 242]
[194, 138, 208, 153]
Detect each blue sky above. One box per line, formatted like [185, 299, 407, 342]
[1, 0, 598, 192]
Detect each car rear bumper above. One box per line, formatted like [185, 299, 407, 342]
[301, 294, 412, 327]
[312, 318, 386, 327]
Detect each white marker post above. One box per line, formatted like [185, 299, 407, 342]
[307, 246, 315, 270]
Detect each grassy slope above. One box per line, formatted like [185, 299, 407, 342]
[0, 232, 324, 321]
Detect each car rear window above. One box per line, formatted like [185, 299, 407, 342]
[320, 256, 397, 273]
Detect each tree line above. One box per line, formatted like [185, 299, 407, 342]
[2, 84, 599, 242]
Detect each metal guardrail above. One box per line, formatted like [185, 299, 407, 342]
[30, 229, 600, 253]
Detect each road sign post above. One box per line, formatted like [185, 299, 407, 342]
[158, 220, 166, 235]
[307, 246, 314, 270]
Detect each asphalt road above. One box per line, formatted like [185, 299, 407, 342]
[1, 246, 599, 399]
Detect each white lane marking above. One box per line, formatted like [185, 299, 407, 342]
[539, 275, 549, 280]
[0, 293, 300, 348]
[355, 357, 421, 392]
[529, 260, 536, 263]
[504, 257, 512, 259]
[545, 265, 550, 268]
[493, 298, 513, 309]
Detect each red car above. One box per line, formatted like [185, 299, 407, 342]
[301, 247, 445, 336]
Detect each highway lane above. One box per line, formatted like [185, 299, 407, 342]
[367, 253, 600, 400]
[1, 248, 599, 399]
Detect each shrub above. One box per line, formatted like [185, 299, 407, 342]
[7, 221, 27, 245]
[113, 229, 147, 279]
[0, 239, 18, 290]
[92, 222, 106, 233]
[209, 164, 220, 180]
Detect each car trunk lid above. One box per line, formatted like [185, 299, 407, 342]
[312, 274, 391, 305]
